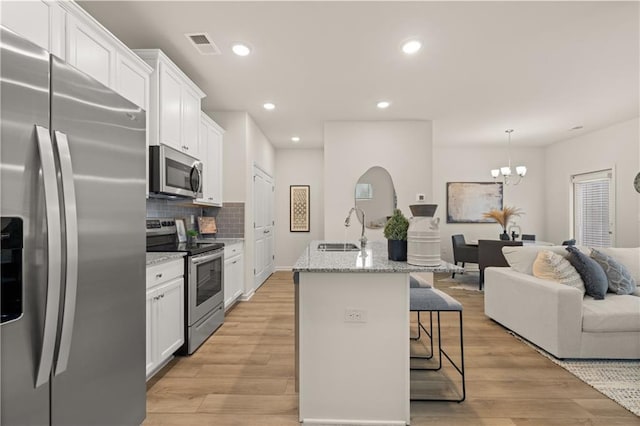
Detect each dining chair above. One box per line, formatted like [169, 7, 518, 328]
[478, 240, 523, 290]
[451, 234, 479, 278]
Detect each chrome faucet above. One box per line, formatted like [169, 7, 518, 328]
[345, 207, 367, 248]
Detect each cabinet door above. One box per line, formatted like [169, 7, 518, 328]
[233, 254, 245, 302]
[0, 0, 64, 57]
[156, 278, 184, 361]
[145, 288, 156, 377]
[159, 64, 183, 151]
[66, 14, 116, 88]
[195, 119, 210, 203]
[181, 87, 201, 157]
[116, 53, 148, 110]
[208, 125, 223, 206]
[224, 252, 244, 309]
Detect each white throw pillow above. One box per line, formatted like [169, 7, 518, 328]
[532, 250, 586, 294]
[597, 247, 640, 284]
[502, 245, 571, 275]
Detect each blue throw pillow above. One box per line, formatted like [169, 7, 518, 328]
[565, 246, 608, 300]
[590, 249, 637, 295]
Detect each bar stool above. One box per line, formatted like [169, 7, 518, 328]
[409, 287, 466, 402]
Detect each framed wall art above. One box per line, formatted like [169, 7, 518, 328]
[446, 182, 504, 223]
[290, 185, 310, 232]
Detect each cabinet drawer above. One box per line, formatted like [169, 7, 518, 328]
[146, 258, 183, 289]
[224, 243, 243, 259]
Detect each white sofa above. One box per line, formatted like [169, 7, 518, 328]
[484, 246, 640, 359]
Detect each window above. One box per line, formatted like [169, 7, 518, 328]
[572, 169, 614, 247]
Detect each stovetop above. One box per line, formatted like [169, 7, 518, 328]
[146, 241, 224, 256]
[145, 217, 224, 256]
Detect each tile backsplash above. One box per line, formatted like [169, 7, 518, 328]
[146, 198, 244, 237]
[212, 202, 245, 238]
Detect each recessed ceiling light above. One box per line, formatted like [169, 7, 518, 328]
[263, 102, 275, 110]
[402, 40, 422, 55]
[291, 136, 301, 142]
[376, 101, 390, 109]
[232, 43, 251, 56]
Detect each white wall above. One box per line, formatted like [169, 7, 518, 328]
[209, 111, 246, 202]
[544, 117, 640, 247]
[210, 111, 276, 295]
[274, 149, 324, 269]
[324, 121, 433, 242]
[433, 146, 546, 263]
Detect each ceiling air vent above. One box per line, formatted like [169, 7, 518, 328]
[185, 32, 220, 55]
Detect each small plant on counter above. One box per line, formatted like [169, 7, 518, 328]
[384, 209, 409, 240]
[384, 209, 409, 261]
[186, 229, 198, 237]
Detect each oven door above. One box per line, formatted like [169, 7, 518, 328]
[188, 249, 224, 325]
[150, 145, 202, 199]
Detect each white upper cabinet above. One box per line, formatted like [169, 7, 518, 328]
[159, 63, 183, 150]
[116, 53, 149, 110]
[0, 0, 65, 57]
[135, 49, 206, 161]
[66, 12, 116, 88]
[194, 113, 224, 206]
[182, 87, 201, 156]
[62, 3, 152, 111]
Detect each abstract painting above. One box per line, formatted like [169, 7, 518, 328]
[446, 182, 503, 223]
[290, 185, 310, 232]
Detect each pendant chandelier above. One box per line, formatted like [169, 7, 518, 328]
[491, 129, 526, 185]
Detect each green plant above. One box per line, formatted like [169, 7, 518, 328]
[384, 209, 409, 241]
[186, 229, 198, 237]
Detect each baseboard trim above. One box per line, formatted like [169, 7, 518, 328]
[275, 266, 293, 271]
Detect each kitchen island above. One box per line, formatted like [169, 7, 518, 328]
[292, 241, 462, 425]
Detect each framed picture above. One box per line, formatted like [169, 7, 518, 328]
[290, 185, 310, 232]
[446, 182, 503, 223]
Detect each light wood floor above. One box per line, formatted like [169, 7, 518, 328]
[144, 271, 639, 425]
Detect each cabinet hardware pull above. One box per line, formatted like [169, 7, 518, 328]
[156, 273, 162, 279]
[232, 261, 237, 264]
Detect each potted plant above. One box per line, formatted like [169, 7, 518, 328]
[384, 209, 410, 261]
[482, 206, 523, 240]
[186, 229, 199, 245]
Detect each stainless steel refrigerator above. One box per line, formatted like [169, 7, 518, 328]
[1, 26, 147, 425]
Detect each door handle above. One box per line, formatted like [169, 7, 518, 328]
[34, 125, 62, 387]
[53, 131, 78, 376]
[263, 229, 269, 234]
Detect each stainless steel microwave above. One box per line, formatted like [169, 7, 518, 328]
[149, 145, 203, 199]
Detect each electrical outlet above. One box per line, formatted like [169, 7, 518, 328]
[345, 308, 367, 323]
[416, 193, 425, 202]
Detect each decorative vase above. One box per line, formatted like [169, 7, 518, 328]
[388, 239, 408, 261]
[499, 230, 510, 241]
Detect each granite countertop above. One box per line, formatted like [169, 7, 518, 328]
[146, 252, 186, 266]
[292, 240, 463, 273]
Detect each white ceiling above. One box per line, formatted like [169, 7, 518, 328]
[79, 1, 639, 149]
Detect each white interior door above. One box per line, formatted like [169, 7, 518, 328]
[253, 165, 274, 289]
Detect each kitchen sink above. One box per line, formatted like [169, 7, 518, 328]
[317, 243, 360, 252]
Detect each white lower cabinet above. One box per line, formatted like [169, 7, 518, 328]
[146, 258, 184, 379]
[224, 243, 244, 309]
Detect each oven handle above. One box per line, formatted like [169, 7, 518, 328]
[191, 250, 223, 265]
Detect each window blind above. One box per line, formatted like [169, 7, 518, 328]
[572, 170, 612, 248]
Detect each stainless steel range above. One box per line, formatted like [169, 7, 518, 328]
[146, 218, 224, 354]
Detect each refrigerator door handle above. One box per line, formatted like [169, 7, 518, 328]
[53, 131, 78, 376]
[34, 125, 63, 388]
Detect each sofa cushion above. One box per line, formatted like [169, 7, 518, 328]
[597, 247, 640, 284]
[532, 250, 585, 294]
[590, 249, 637, 295]
[502, 245, 573, 275]
[582, 295, 640, 332]
[566, 246, 608, 300]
